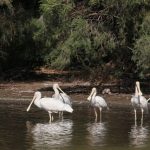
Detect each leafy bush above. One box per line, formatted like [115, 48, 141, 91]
[132, 13, 150, 77]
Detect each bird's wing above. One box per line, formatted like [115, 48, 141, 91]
[95, 96, 108, 107]
[140, 96, 148, 113]
[40, 98, 64, 112]
[147, 98, 150, 102]
[131, 96, 148, 113]
[131, 96, 140, 107]
[131, 96, 137, 104]
[60, 93, 72, 105]
[52, 94, 55, 98]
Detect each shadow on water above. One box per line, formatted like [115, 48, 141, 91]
[1, 100, 150, 150]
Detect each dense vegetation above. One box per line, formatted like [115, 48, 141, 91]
[0, 0, 150, 80]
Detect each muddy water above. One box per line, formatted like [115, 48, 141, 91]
[0, 99, 150, 150]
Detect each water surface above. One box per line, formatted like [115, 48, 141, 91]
[0, 100, 150, 150]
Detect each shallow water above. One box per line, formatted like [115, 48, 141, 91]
[0, 101, 150, 150]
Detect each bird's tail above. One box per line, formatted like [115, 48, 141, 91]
[147, 98, 150, 102]
[64, 104, 73, 113]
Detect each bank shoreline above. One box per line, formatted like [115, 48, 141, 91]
[0, 80, 149, 108]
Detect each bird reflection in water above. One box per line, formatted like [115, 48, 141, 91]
[129, 124, 149, 148]
[26, 119, 73, 149]
[87, 122, 107, 146]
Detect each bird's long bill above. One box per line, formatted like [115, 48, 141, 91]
[136, 82, 142, 105]
[147, 98, 150, 102]
[58, 86, 67, 103]
[136, 83, 140, 94]
[58, 86, 66, 94]
[26, 96, 35, 112]
[136, 82, 142, 96]
[87, 89, 94, 101]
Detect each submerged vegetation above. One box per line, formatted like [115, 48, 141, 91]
[0, 0, 150, 80]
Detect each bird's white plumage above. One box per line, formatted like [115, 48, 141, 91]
[131, 81, 148, 124]
[87, 87, 108, 121]
[131, 95, 148, 113]
[26, 91, 73, 122]
[52, 83, 72, 106]
[131, 81, 148, 112]
[52, 93, 72, 106]
[91, 96, 108, 108]
[38, 98, 73, 113]
[88, 88, 108, 109]
[52, 83, 72, 118]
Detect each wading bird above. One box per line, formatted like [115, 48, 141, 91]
[131, 81, 148, 125]
[87, 88, 109, 122]
[52, 83, 72, 117]
[26, 91, 73, 122]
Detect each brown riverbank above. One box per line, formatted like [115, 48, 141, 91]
[0, 68, 149, 106]
[0, 80, 149, 108]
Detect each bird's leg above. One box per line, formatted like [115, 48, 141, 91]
[141, 108, 144, 126]
[48, 112, 52, 123]
[52, 114, 54, 121]
[59, 111, 63, 118]
[59, 112, 61, 118]
[134, 109, 137, 121]
[61, 111, 64, 120]
[60, 111, 63, 117]
[134, 109, 137, 126]
[99, 107, 102, 123]
[94, 108, 97, 122]
[61, 111, 64, 121]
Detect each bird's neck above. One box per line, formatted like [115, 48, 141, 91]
[92, 92, 96, 100]
[135, 85, 142, 96]
[135, 86, 138, 97]
[34, 96, 41, 108]
[53, 88, 60, 99]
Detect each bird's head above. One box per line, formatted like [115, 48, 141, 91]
[136, 81, 140, 88]
[34, 91, 41, 97]
[53, 83, 66, 94]
[87, 88, 97, 101]
[53, 83, 59, 90]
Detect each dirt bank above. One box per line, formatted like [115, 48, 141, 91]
[0, 80, 149, 108]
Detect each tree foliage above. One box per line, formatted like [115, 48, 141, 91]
[49, 16, 116, 69]
[0, 0, 14, 70]
[0, 0, 41, 71]
[0, 0, 150, 79]
[132, 13, 150, 77]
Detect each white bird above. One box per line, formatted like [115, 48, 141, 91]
[131, 81, 148, 125]
[52, 83, 72, 105]
[102, 88, 111, 95]
[52, 83, 72, 117]
[87, 87, 109, 122]
[26, 91, 73, 122]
